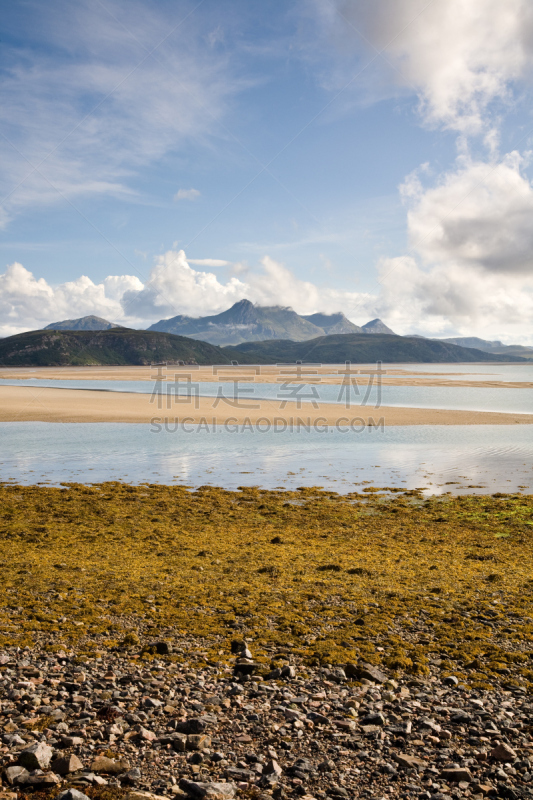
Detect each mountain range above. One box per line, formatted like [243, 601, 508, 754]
[17, 300, 532, 360]
[147, 299, 396, 345]
[0, 328, 525, 367]
[45, 300, 397, 345]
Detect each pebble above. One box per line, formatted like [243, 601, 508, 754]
[0, 644, 532, 800]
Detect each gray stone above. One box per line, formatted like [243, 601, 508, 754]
[18, 741, 53, 771]
[51, 754, 84, 775]
[345, 661, 388, 684]
[180, 780, 235, 800]
[443, 676, 459, 686]
[58, 789, 91, 800]
[307, 711, 329, 725]
[263, 759, 282, 777]
[177, 718, 208, 735]
[121, 768, 142, 785]
[5, 766, 30, 785]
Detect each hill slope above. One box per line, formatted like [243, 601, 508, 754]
[227, 333, 526, 363]
[0, 329, 236, 367]
[44, 315, 119, 331]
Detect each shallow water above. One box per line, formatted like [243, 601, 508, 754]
[1, 376, 532, 414]
[1, 422, 532, 495]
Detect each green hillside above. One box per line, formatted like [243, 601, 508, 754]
[227, 333, 526, 363]
[0, 329, 526, 366]
[0, 329, 237, 367]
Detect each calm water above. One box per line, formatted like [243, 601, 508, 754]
[2, 363, 532, 493]
[1, 376, 532, 413]
[1, 422, 532, 495]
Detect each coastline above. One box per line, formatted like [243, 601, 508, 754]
[0, 363, 532, 389]
[1, 384, 532, 425]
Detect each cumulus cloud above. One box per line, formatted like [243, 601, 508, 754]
[174, 189, 201, 201]
[375, 256, 533, 341]
[307, 0, 533, 133]
[188, 258, 229, 267]
[0, 250, 374, 338]
[0, 0, 240, 226]
[2, 247, 533, 343]
[403, 152, 533, 275]
[0, 262, 142, 337]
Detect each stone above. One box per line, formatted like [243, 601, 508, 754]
[137, 726, 157, 741]
[124, 793, 168, 800]
[440, 768, 473, 783]
[91, 756, 130, 774]
[180, 780, 236, 800]
[359, 713, 386, 726]
[121, 768, 142, 785]
[177, 718, 209, 734]
[61, 735, 84, 746]
[307, 712, 329, 726]
[233, 658, 256, 676]
[26, 769, 61, 787]
[151, 641, 172, 655]
[345, 661, 388, 684]
[490, 742, 517, 762]
[51, 754, 84, 775]
[393, 753, 428, 769]
[18, 742, 53, 771]
[5, 766, 30, 785]
[443, 676, 459, 686]
[280, 665, 296, 679]
[187, 734, 211, 750]
[58, 790, 91, 800]
[263, 760, 282, 777]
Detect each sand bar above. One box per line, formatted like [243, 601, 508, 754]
[0, 384, 532, 425]
[0, 364, 531, 389]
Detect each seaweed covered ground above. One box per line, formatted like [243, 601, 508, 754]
[1, 484, 533, 691]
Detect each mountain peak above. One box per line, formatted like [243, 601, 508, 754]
[44, 315, 120, 331]
[362, 318, 396, 335]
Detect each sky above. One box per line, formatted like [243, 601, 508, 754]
[1, 0, 533, 342]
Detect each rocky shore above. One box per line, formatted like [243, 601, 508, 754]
[1, 643, 532, 800]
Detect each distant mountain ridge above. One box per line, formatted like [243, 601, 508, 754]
[45, 315, 120, 331]
[148, 299, 393, 345]
[436, 336, 533, 359]
[0, 328, 525, 366]
[227, 334, 525, 364]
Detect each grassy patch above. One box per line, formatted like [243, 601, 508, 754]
[0, 483, 532, 689]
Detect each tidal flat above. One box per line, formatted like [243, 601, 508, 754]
[2, 483, 533, 692]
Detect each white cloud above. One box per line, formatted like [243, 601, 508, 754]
[402, 151, 533, 275]
[306, 0, 533, 133]
[0, 250, 373, 337]
[0, 0, 240, 226]
[2, 248, 533, 343]
[375, 256, 533, 342]
[301, 0, 533, 342]
[0, 262, 142, 337]
[188, 258, 228, 267]
[174, 188, 201, 201]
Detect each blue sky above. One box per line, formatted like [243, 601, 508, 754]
[1, 0, 533, 341]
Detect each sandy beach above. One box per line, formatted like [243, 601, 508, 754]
[0, 363, 531, 388]
[0, 383, 531, 425]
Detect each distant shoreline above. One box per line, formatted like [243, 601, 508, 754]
[1, 384, 532, 425]
[0, 363, 532, 389]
